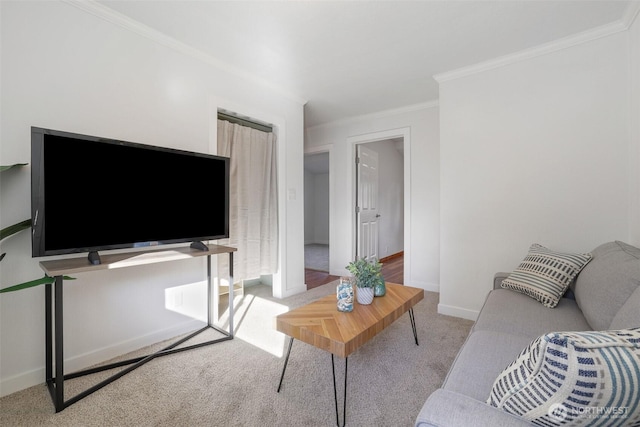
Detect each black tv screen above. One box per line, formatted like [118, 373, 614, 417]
[31, 127, 230, 259]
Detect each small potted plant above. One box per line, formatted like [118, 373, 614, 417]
[346, 257, 385, 305]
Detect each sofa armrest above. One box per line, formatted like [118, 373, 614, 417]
[415, 389, 533, 427]
[493, 272, 510, 290]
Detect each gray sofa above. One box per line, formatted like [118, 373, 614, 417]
[416, 241, 640, 426]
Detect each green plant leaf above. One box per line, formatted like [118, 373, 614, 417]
[0, 275, 76, 293]
[345, 257, 382, 288]
[0, 219, 32, 241]
[0, 163, 28, 172]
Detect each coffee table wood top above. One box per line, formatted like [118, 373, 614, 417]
[276, 282, 424, 358]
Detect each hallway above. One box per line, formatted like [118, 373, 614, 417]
[305, 253, 404, 290]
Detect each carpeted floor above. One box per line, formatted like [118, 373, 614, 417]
[305, 243, 329, 272]
[0, 281, 473, 427]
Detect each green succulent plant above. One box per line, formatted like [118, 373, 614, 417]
[345, 257, 384, 288]
[0, 163, 75, 293]
[0, 163, 30, 262]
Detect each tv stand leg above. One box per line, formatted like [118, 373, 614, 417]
[55, 276, 64, 411]
[228, 252, 234, 337]
[190, 241, 208, 251]
[88, 251, 101, 265]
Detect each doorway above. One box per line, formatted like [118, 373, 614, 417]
[356, 138, 404, 263]
[304, 152, 336, 288]
[348, 127, 410, 286]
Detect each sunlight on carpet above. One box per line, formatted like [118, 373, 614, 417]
[216, 288, 292, 357]
[235, 294, 290, 357]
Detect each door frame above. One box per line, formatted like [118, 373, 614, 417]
[348, 127, 411, 286]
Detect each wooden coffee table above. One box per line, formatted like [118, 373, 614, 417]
[275, 282, 424, 426]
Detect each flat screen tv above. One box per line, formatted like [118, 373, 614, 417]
[31, 127, 230, 264]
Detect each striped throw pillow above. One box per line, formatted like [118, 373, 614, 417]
[487, 328, 640, 426]
[501, 244, 592, 308]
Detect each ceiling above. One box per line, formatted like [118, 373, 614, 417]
[97, 1, 632, 128]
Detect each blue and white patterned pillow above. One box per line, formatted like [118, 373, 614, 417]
[501, 244, 592, 308]
[487, 328, 640, 426]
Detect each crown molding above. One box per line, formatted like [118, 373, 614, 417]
[62, 0, 307, 106]
[622, 0, 640, 28]
[307, 100, 439, 131]
[434, 16, 632, 84]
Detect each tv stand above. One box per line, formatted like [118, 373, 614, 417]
[87, 251, 101, 265]
[38, 243, 237, 412]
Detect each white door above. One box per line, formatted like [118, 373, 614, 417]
[356, 145, 379, 261]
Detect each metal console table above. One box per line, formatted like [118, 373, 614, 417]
[39, 243, 236, 412]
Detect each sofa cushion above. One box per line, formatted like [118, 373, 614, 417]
[443, 330, 534, 401]
[609, 285, 640, 329]
[487, 328, 640, 426]
[416, 389, 534, 427]
[473, 289, 591, 340]
[501, 244, 592, 308]
[574, 241, 640, 330]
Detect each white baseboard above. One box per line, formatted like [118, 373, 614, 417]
[281, 284, 307, 298]
[437, 303, 479, 321]
[407, 280, 439, 293]
[0, 319, 204, 398]
[0, 368, 44, 399]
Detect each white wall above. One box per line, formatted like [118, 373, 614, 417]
[304, 169, 316, 243]
[0, 1, 305, 396]
[305, 104, 440, 291]
[303, 169, 330, 245]
[438, 30, 635, 320]
[312, 173, 330, 244]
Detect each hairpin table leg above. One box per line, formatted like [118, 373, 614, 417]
[409, 308, 418, 345]
[331, 354, 348, 427]
[277, 337, 294, 393]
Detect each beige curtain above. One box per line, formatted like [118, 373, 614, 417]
[217, 119, 278, 282]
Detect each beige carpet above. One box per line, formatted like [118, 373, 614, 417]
[304, 244, 329, 272]
[0, 281, 473, 427]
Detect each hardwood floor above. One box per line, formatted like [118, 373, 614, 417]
[305, 253, 404, 290]
[381, 252, 404, 284]
[305, 269, 340, 290]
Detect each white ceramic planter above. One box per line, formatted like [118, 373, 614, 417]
[356, 286, 374, 305]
